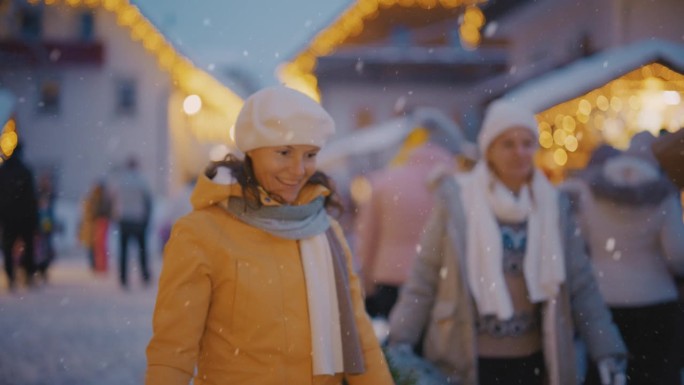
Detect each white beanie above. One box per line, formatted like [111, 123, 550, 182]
[234, 86, 335, 152]
[478, 99, 539, 155]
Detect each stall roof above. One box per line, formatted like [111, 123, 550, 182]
[503, 39, 684, 112]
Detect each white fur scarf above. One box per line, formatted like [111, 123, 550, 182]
[458, 162, 566, 319]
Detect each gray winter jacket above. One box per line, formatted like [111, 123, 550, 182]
[389, 174, 626, 385]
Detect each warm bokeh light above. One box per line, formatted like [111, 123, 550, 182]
[464, 5, 485, 28]
[539, 121, 551, 133]
[539, 131, 553, 148]
[578, 99, 592, 115]
[0, 131, 18, 158]
[0, 118, 17, 159]
[596, 95, 609, 111]
[610, 96, 623, 112]
[663, 90, 681, 105]
[459, 23, 481, 49]
[564, 135, 578, 152]
[183, 94, 202, 115]
[535, 62, 684, 180]
[562, 115, 576, 132]
[350, 176, 373, 206]
[553, 148, 567, 166]
[553, 129, 567, 146]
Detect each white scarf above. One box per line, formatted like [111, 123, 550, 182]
[458, 162, 566, 320]
[300, 234, 345, 375]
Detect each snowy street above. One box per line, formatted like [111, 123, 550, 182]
[0, 252, 159, 385]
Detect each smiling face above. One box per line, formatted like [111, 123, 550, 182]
[247, 144, 320, 204]
[486, 126, 537, 192]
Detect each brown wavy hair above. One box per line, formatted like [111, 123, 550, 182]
[204, 154, 343, 216]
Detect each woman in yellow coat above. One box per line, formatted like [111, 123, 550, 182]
[145, 86, 394, 385]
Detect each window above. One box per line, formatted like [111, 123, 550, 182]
[19, 6, 42, 40]
[390, 26, 411, 48]
[115, 79, 137, 115]
[37, 78, 60, 115]
[80, 12, 95, 41]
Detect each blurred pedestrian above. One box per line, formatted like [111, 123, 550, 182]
[112, 156, 152, 288]
[652, 127, 684, 383]
[356, 108, 477, 322]
[388, 100, 627, 385]
[651, 126, 684, 189]
[35, 171, 57, 282]
[355, 141, 454, 320]
[560, 142, 622, 382]
[0, 142, 38, 291]
[146, 86, 393, 385]
[79, 179, 113, 273]
[563, 131, 684, 385]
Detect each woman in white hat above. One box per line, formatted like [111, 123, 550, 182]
[145, 86, 394, 385]
[388, 100, 627, 385]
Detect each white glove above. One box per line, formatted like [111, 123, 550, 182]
[597, 356, 627, 385]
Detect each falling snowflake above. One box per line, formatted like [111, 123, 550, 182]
[605, 237, 615, 252]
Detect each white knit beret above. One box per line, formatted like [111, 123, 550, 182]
[234, 86, 335, 152]
[478, 99, 539, 155]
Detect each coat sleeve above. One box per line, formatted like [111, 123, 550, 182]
[660, 194, 684, 275]
[146, 216, 212, 385]
[560, 194, 627, 361]
[388, 187, 449, 347]
[330, 222, 395, 385]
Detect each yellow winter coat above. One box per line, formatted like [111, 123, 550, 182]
[146, 173, 393, 385]
[78, 198, 94, 248]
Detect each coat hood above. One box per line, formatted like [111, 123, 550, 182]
[586, 156, 676, 206]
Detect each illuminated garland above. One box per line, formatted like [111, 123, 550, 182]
[0, 119, 17, 161]
[279, 0, 487, 100]
[24, 0, 242, 144]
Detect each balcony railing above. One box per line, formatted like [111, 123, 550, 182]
[0, 39, 104, 68]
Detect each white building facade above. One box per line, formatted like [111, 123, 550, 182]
[0, 1, 171, 200]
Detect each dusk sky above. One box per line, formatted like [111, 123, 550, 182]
[133, 0, 351, 87]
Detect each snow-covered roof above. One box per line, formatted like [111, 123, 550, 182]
[132, 0, 351, 95]
[318, 107, 477, 172]
[318, 117, 411, 172]
[0, 88, 15, 126]
[502, 39, 684, 112]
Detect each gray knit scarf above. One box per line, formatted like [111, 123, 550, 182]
[227, 196, 331, 239]
[226, 196, 366, 374]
